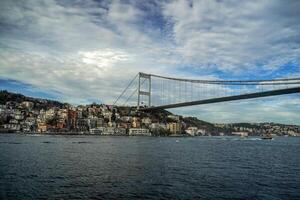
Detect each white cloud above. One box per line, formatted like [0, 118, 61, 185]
[162, 0, 300, 73]
[78, 49, 129, 70]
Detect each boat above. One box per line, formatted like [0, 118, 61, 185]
[261, 133, 273, 140]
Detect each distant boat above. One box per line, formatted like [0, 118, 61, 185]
[261, 133, 273, 140]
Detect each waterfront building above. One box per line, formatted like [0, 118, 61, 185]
[115, 127, 127, 135]
[197, 129, 206, 136]
[232, 132, 248, 137]
[185, 127, 198, 136]
[129, 128, 150, 136]
[90, 127, 103, 134]
[103, 127, 115, 135]
[76, 118, 90, 132]
[68, 109, 77, 130]
[167, 122, 182, 134]
[3, 123, 21, 131]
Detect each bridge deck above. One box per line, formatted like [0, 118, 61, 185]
[140, 87, 300, 111]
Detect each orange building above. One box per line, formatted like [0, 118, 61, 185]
[37, 122, 47, 133]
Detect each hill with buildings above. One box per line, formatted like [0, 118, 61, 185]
[0, 90, 299, 136]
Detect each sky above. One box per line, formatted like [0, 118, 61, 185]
[0, 0, 300, 124]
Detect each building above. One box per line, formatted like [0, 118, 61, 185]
[108, 121, 116, 128]
[185, 127, 198, 136]
[150, 123, 167, 130]
[45, 108, 55, 120]
[132, 117, 141, 128]
[115, 127, 127, 135]
[121, 116, 132, 122]
[141, 117, 152, 126]
[167, 115, 180, 122]
[167, 122, 182, 134]
[21, 101, 34, 110]
[129, 128, 150, 136]
[68, 109, 77, 130]
[232, 132, 248, 137]
[90, 117, 104, 129]
[3, 123, 21, 131]
[90, 127, 104, 134]
[102, 127, 115, 135]
[37, 122, 47, 133]
[197, 129, 206, 136]
[119, 122, 131, 129]
[76, 118, 89, 132]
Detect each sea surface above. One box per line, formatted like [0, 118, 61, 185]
[0, 134, 299, 200]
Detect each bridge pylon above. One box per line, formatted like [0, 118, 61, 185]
[137, 72, 151, 109]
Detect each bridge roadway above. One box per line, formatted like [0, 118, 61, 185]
[140, 86, 300, 111]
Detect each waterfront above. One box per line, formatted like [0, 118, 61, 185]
[0, 134, 299, 200]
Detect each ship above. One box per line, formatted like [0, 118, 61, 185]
[261, 133, 273, 140]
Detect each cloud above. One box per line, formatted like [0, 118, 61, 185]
[162, 0, 300, 73]
[0, 0, 299, 124]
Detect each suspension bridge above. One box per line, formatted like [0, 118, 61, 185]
[113, 72, 300, 111]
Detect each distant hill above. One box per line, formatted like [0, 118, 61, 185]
[0, 90, 67, 109]
[182, 117, 230, 135]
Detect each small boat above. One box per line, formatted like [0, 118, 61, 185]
[261, 133, 273, 140]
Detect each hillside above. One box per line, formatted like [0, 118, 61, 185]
[0, 90, 66, 109]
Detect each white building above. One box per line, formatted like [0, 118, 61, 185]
[232, 132, 248, 137]
[185, 127, 198, 136]
[141, 117, 152, 126]
[197, 129, 206, 136]
[150, 123, 167, 130]
[129, 128, 151, 136]
[3, 123, 21, 131]
[167, 115, 180, 122]
[90, 127, 104, 134]
[115, 127, 126, 135]
[102, 127, 115, 135]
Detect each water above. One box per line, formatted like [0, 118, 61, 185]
[0, 134, 299, 200]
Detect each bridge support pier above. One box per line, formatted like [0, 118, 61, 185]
[137, 72, 151, 109]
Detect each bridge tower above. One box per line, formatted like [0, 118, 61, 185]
[137, 72, 151, 109]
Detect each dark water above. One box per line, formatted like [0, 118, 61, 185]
[0, 134, 299, 200]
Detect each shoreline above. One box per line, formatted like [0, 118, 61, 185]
[0, 132, 191, 137]
[0, 132, 298, 137]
